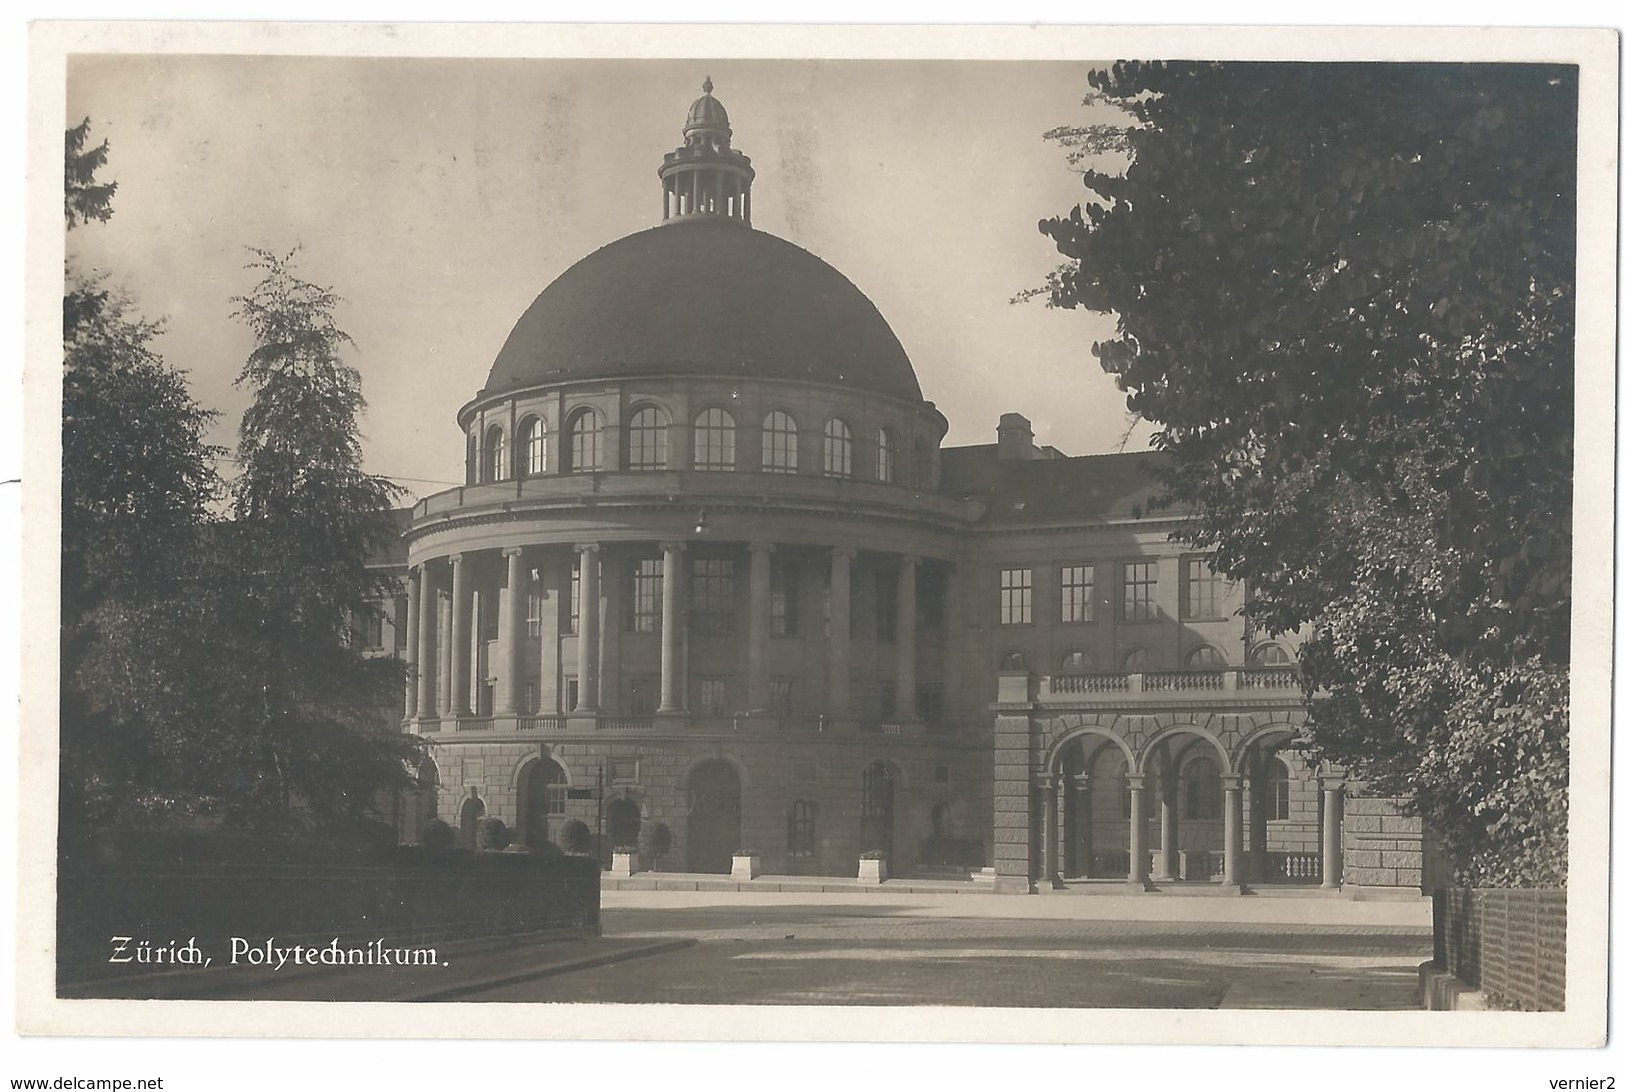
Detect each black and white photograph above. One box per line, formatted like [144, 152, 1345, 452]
[13, 15, 1619, 1088]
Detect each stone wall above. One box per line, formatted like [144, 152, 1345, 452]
[1343, 791, 1424, 888]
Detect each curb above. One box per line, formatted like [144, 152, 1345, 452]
[1418, 960, 1486, 1010]
[406, 938, 697, 1001]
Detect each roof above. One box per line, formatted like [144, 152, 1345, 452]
[939, 447, 1181, 525]
[481, 218, 924, 404]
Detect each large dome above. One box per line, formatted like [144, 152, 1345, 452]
[482, 218, 924, 403]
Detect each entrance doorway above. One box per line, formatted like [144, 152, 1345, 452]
[521, 758, 567, 849]
[687, 761, 742, 874]
[607, 797, 642, 852]
[860, 761, 897, 858]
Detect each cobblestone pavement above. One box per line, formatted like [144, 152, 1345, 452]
[463, 895, 1431, 1008]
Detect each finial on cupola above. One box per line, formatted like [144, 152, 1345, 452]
[703, 76, 714, 95]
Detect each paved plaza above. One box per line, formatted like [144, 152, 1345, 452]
[460, 889, 1433, 1008]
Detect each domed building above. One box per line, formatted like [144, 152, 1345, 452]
[377, 82, 1435, 895]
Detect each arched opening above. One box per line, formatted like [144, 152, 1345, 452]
[1121, 647, 1150, 672]
[859, 761, 897, 859]
[607, 797, 642, 852]
[1186, 644, 1226, 669]
[875, 427, 895, 483]
[761, 411, 798, 473]
[692, 407, 735, 470]
[687, 760, 742, 874]
[483, 424, 506, 482]
[403, 757, 440, 844]
[566, 409, 601, 472]
[519, 416, 547, 476]
[1250, 642, 1293, 666]
[1057, 650, 1091, 675]
[823, 418, 853, 478]
[997, 650, 1027, 672]
[626, 405, 669, 470]
[1088, 745, 1131, 877]
[520, 758, 567, 850]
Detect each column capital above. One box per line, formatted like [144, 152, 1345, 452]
[502, 546, 525, 559]
[747, 541, 775, 556]
[899, 553, 920, 567]
[1033, 772, 1055, 791]
[830, 545, 858, 561]
[575, 542, 600, 557]
[1069, 772, 1090, 791]
[1125, 773, 1148, 791]
[658, 540, 688, 555]
[448, 552, 465, 565]
[1318, 776, 1347, 793]
[1221, 773, 1244, 791]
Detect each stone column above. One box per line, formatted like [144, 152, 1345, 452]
[449, 553, 471, 716]
[436, 588, 453, 718]
[574, 544, 600, 713]
[500, 548, 525, 715]
[747, 542, 773, 711]
[828, 547, 854, 715]
[896, 555, 918, 720]
[1126, 773, 1150, 886]
[1034, 773, 1056, 889]
[1321, 777, 1346, 889]
[658, 540, 687, 713]
[1222, 773, 1244, 886]
[415, 563, 436, 718]
[403, 565, 421, 719]
[1070, 772, 1092, 878]
[1157, 766, 1180, 880]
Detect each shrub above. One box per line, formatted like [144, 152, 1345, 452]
[421, 819, 453, 852]
[562, 820, 593, 854]
[646, 823, 673, 857]
[477, 817, 510, 852]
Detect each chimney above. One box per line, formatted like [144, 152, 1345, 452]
[997, 413, 1035, 461]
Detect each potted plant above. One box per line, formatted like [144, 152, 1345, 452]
[858, 850, 888, 884]
[611, 844, 640, 877]
[731, 849, 761, 881]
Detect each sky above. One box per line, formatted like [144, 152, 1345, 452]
[65, 56, 1138, 503]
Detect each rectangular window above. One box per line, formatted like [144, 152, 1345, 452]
[919, 569, 945, 629]
[769, 679, 794, 715]
[479, 592, 499, 641]
[697, 677, 729, 716]
[527, 578, 544, 638]
[1122, 561, 1158, 623]
[875, 571, 897, 643]
[878, 680, 897, 719]
[999, 568, 1033, 625]
[627, 676, 657, 717]
[362, 606, 385, 650]
[918, 684, 943, 721]
[691, 558, 736, 636]
[770, 561, 800, 637]
[568, 557, 581, 634]
[393, 595, 409, 650]
[545, 783, 568, 816]
[1185, 557, 1223, 620]
[523, 681, 539, 716]
[565, 677, 579, 712]
[788, 800, 816, 858]
[1059, 565, 1094, 624]
[628, 557, 663, 633]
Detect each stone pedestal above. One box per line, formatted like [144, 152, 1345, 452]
[731, 853, 761, 881]
[858, 857, 888, 884]
[610, 851, 638, 877]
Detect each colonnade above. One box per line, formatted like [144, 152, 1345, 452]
[398, 541, 932, 724]
[1031, 770, 1345, 889]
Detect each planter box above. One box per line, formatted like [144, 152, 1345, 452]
[610, 851, 638, 877]
[731, 854, 761, 881]
[857, 858, 888, 884]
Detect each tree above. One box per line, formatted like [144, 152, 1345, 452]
[224, 248, 423, 828]
[1036, 63, 1575, 884]
[61, 122, 222, 837]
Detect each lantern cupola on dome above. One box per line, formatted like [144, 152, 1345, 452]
[659, 77, 755, 224]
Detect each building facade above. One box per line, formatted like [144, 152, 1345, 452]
[370, 82, 1431, 894]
